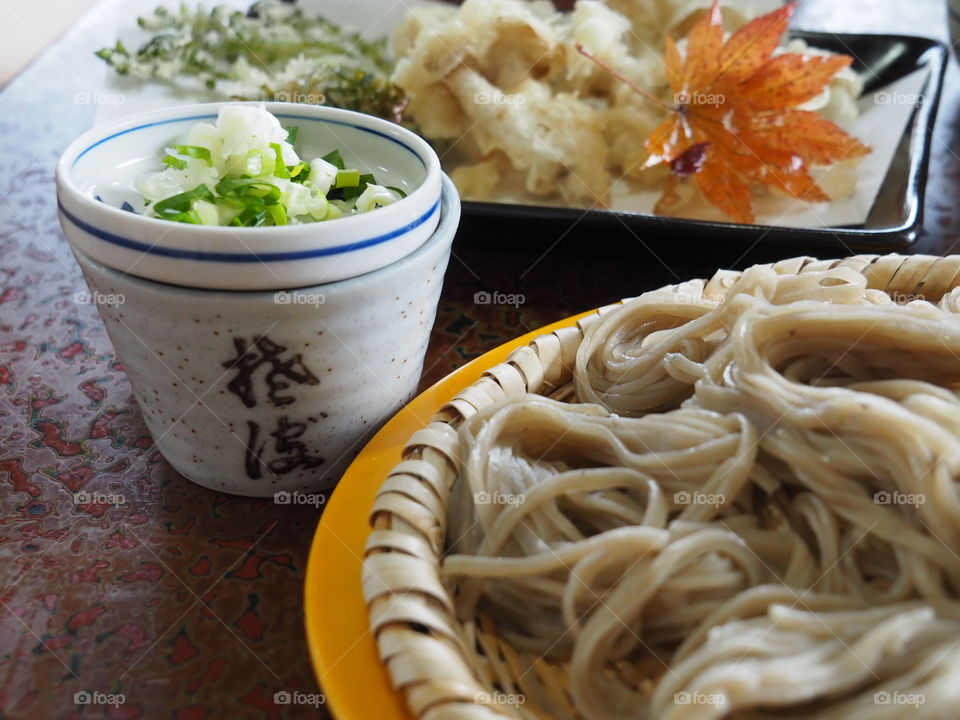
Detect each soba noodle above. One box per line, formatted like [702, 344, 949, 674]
[443, 264, 960, 719]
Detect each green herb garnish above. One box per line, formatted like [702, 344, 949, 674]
[95, 1, 409, 122]
[215, 177, 282, 204]
[267, 204, 288, 226]
[153, 184, 215, 223]
[270, 143, 290, 179]
[162, 154, 187, 170]
[140, 106, 403, 226]
[288, 162, 310, 182]
[174, 145, 213, 166]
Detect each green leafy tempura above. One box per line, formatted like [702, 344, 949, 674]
[96, 1, 408, 122]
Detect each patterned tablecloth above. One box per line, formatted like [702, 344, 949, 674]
[0, 0, 957, 717]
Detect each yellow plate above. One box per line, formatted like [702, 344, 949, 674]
[305, 311, 593, 719]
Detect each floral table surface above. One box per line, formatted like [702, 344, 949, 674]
[0, 0, 957, 718]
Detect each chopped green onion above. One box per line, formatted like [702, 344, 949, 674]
[321, 149, 345, 170]
[153, 184, 214, 219]
[215, 178, 281, 204]
[289, 162, 310, 181]
[141, 109, 400, 225]
[174, 144, 213, 166]
[170, 210, 202, 223]
[308, 194, 329, 220]
[267, 203, 289, 226]
[335, 169, 361, 189]
[331, 172, 375, 201]
[271, 143, 290, 179]
[231, 207, 270, 226]
[242, 148, 274, 177]
[215, 199, 242, 224]
[162, 154, 187, 170]
[285, 126, 299, 146]
[385, 185, 407, 198]
[193, 200, 220, 225]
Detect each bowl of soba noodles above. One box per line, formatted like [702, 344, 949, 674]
[358, 253, 960, 720]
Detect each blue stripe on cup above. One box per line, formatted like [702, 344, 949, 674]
[58, 198, 441, 262]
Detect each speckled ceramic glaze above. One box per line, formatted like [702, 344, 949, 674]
[69, 177, 459, 496]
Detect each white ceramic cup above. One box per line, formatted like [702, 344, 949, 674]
[56, 102, 442, 290]
[69, 177, 459, 496]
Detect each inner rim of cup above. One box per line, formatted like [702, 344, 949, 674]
[57, 101, 441, 236]
[70, 174, 460, 296]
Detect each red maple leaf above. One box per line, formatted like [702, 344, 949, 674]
[580, 1, 871, 223]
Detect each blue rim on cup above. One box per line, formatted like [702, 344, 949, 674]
[56, 102, 443, 290]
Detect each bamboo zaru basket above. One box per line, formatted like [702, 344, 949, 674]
[361, 254, 960, 720]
